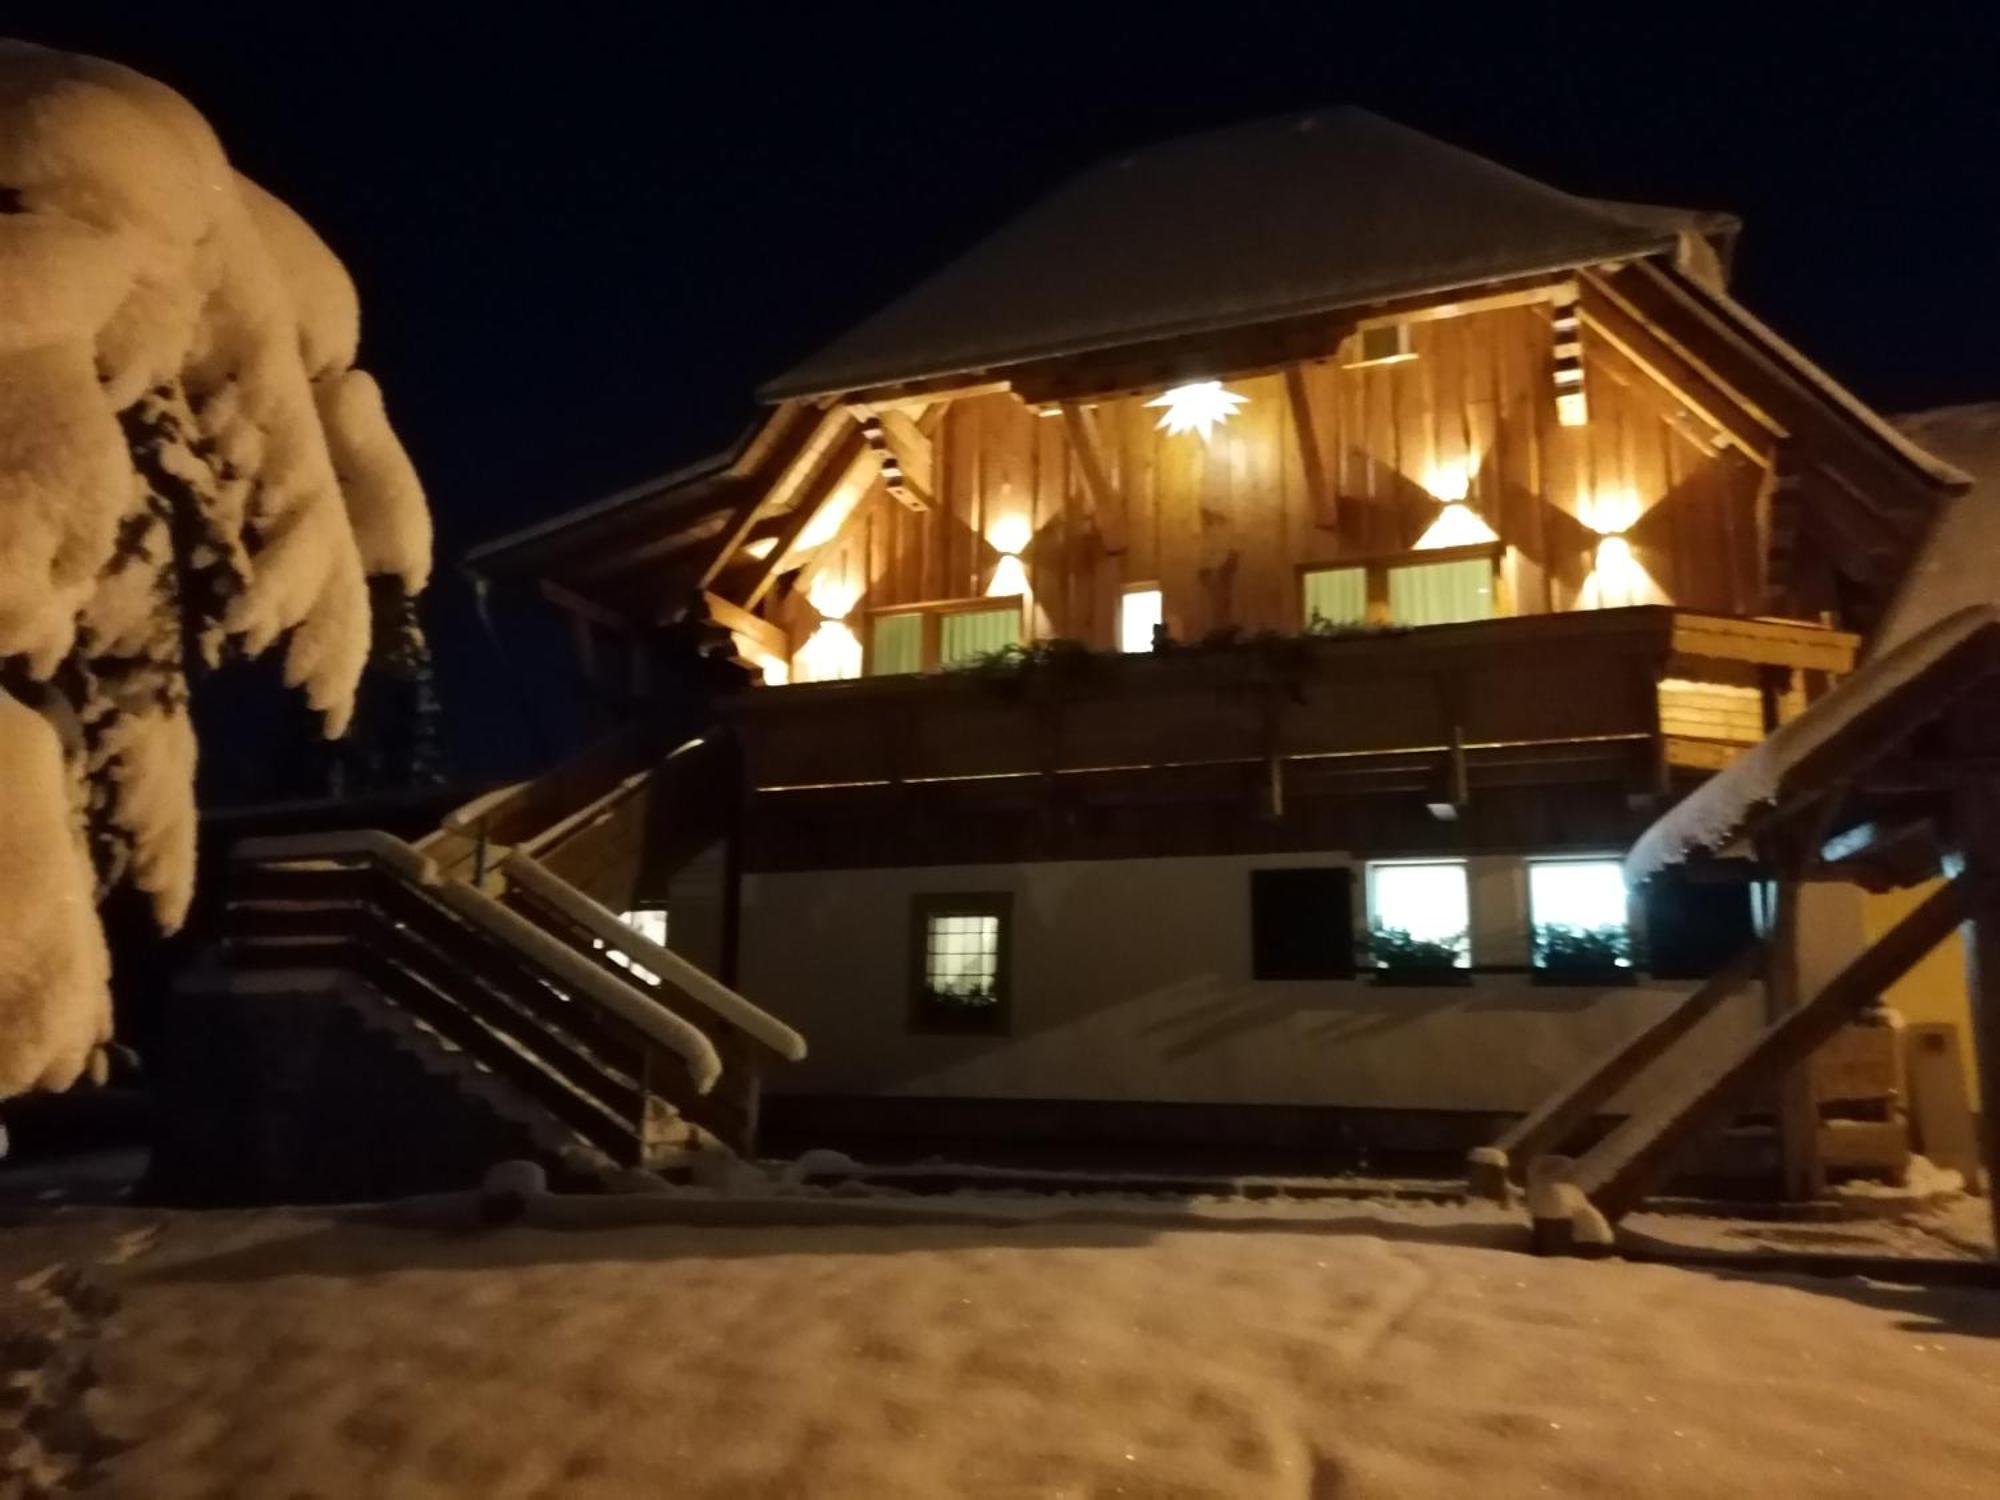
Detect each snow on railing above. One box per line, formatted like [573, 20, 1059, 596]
[231, 830, 723, 1092]
[500, 851, 808, 1063]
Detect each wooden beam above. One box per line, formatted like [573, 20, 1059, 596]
[539, 578, 632, 633]
[1566, 876, 1969, 1224]
[1471, 943, 1764, 1200]
[1060, 403, 1122, 552]
[857, 410, 934, 512]
[1283, 366, 1336, 530]
[703, 591, 787, 661]
[738, 422, 875, 612]
[695, 405, 854, 589]
[1574, 285, 1777, 465]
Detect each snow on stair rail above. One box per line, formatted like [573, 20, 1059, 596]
[231, 829, 724, 1093]
[500, 851, 808, 1063]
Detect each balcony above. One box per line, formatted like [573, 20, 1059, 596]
[729, 608, 1855, 802]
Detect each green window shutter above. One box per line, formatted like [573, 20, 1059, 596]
[870, 613, 923, 676]
[939, 606, 1022, 666]
[1303, 567, 1367, 629]
[1389, 558, 1493, 626]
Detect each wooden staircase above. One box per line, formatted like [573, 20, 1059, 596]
[212, 731, 804, 1187]
[1473, 879, 1969, 1245]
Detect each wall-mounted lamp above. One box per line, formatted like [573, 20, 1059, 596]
[1414, 501, 1499, 551]
[986, 513, 1033, 598]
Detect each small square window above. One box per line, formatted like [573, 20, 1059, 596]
[1366, 861, 1470, 972]
[1250, 868, 1356, 980]
[1388, 557, 1493, 626]
[870, 612, 923, 676]
[910, 893, 1012, 1032]
[1120, 587, 1163, 653]
[1528, 859, 1632, 976]
[1303, 567, 1367, 631]
[1642, 865, 1759, 978]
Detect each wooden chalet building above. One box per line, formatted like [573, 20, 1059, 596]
[466, 110, 1979, 1173]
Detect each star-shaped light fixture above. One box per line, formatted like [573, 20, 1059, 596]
[1146, 381, 1247, 443]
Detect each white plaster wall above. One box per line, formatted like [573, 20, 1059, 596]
[739, 851, 1765, 1114]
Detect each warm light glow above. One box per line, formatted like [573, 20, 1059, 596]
[1423, 458, 1475, 503]
[986, 513, 1033, 556]
[794, 620, 861, 681]
[757, 654, 790, 687]
[805, 573, 861, 622]
[794, 469, 870, 552]
[1555, 388, 1590, 428]
[1585, 531, 1652, 608]
[1145, 381, 1247, 442]
[1120, 587, 1163, 652]
[1413, 502, 1500, 551]
[1586, 488, 1643, 538]
[742, 537, 778, 560]
[986, 554, 1029, 599]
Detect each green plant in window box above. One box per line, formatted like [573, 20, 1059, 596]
[1531, 922, 1636, 985]
[1368, 922, 1471, 985]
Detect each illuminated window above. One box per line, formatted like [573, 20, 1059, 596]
[594, 907, 668, 985]
[1303, 567, 1367, 630]
[1120, 586, 1163, 652]
[1389, 557, 1493, 626]
[910, 894, 1012, 1032]
[1528, 859, 1631, 974]
[870, 612, 923, 676]
[938, 605, 1021, 667]
[1366, 860, 1470, 970]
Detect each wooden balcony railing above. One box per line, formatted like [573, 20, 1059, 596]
[728, 607, 1857, 798]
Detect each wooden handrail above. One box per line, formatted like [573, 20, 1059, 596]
[500, 850, 807, 1062]
[231, 830, 722, 1093]
[1468, 944, 1764, 1200]
[1559, 876, 1971, 1224]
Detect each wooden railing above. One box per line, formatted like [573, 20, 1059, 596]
[729, 607, 1856, 796]
[225, 831, 741, 1167]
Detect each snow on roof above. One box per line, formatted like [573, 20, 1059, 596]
[1628, 401, 2000, 883]
[764, 108, 1733, 400]
[1873, 404, 2000, 654]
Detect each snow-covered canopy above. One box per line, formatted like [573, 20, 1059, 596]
[1627, 403, 2000, 883]
[0, 41, 431, 1098]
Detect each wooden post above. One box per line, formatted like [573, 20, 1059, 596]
[1763, 826, 1825, 1201]
[1954, 778, 2000, 1256]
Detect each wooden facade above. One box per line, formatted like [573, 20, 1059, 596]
[770, 292, 1775, 665]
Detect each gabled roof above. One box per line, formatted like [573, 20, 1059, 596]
[764, 108, 1735, 401]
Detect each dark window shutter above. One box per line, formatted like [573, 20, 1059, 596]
[1643, 866, 1758, 979]
[1250, 867, 1356, 980]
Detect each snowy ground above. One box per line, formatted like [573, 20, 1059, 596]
[2, 1202, 1998, 1498]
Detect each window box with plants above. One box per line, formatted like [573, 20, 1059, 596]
[1367, 923, 1473, 986]
[1530, 923, 1637, 986]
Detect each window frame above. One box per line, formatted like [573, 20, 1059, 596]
[1298, 543, 1503, 630]
[1363, 857, 1473, 981]
[866, 595, 1027, 675]
[1249, 867, 1357, 980]
[908, 891, 1015, 1034]
[1524, 856, 1636, 984]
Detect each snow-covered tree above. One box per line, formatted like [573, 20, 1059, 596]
[0, 42, 432, 1097]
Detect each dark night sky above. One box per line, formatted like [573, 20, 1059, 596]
[11, 4, 2000, 782]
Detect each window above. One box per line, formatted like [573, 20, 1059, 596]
[869, 600, 1024, 674]
[1528, 859, 1632, 975]
[1347, 322, 1415, 368]
[1366, 860, 1470, 972]
[1389, 557, 1493, 626]
[1642, 866, 1759, 978]
[595, 907, 669, 985]
[910, 893, 1012, 1032]
[939, 606, 1021, 666]
[1303, 567, 1367, 630]
[1120, 586, 1164, 653]
[1250, 868, 1356, 980]
[1300, 550, 1499, 632]
[869, 612, 924, 676]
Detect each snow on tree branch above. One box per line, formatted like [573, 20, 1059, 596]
[0, 40, 432, 1098]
